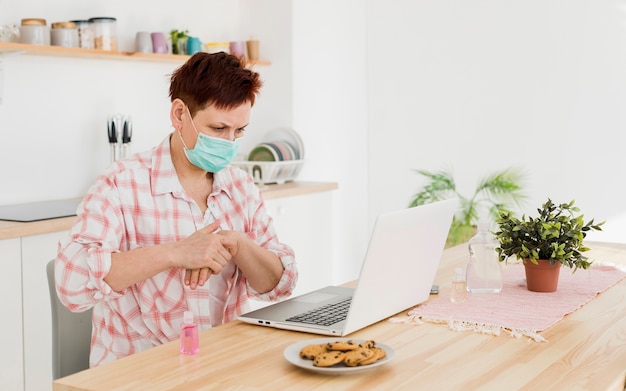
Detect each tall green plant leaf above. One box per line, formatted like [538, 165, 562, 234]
[409, 166, 528, 246]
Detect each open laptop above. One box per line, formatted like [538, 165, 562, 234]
[238, 198, 458, 336]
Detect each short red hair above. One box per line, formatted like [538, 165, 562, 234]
[169, 52, 262, 115]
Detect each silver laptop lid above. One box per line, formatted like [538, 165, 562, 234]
[237, 198, 457, 336]
[342, 198, 457, 335]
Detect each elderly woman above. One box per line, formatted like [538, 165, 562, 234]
[56, 52, 298, 366]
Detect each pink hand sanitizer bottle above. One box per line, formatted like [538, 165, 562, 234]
[180, 310, 199, 354]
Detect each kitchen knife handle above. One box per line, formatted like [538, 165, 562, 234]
[122, 117, 132, 143]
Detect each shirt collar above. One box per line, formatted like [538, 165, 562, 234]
[210, 165, 234, 200]
[151, 135, 180, 196]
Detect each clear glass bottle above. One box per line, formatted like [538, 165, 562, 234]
[180, 311, 199, 354]
[450, 267, 467, 303]
[466, 219, 503, 293]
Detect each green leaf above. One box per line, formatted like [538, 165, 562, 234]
[492, 198, 603, 272]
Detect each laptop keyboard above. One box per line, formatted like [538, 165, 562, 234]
[286, 297, 352, 326]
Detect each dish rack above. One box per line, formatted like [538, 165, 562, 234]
[232, 160, 305, 185]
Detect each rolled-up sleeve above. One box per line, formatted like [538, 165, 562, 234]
[246, 258, 298, 301]
[56, 180, 126, 312]
[239, 182, 298, 301]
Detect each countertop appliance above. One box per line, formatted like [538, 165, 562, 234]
[0, 198, 81, 222]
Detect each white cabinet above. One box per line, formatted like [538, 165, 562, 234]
[21, 231, 68, 391]
[251, 190, 335, 309]
[0, 238, 23, 391]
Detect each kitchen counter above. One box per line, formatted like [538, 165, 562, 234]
[0, 181, 338, 240]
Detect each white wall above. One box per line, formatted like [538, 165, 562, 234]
[238, 0, 294, 153]
[366, 0, 626, 243]
[291, 0, 369, 283]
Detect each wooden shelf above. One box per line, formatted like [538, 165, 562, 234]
[0, 42, 271, 65]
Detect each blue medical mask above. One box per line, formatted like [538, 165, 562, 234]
[179, 106, 240, 172]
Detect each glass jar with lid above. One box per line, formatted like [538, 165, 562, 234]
[70, 20, 94, 49]
[88, 17, 117, 51]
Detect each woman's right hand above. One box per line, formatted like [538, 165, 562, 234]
[179, 220, 236, 289]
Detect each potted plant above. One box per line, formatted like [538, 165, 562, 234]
[409, 167, 528, 247]
[493, 198, 605, 292]
[170, 29, 189, 55]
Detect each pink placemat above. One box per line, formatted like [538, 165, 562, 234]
[390, 263, 626, 341]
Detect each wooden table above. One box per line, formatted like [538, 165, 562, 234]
[53, 242, 626, 391]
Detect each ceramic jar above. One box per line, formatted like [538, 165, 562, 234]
[51, 22, 79, 48]
[19, 18, 50, 45]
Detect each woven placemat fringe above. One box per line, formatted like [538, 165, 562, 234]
[389, 313, 547, 342]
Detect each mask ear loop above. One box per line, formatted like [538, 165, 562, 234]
[177, 103, 199, 151]
[177, 129, 191, 151]
[185, 105, 201, 137]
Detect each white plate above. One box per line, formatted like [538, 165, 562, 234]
[283, 338, 395, 375]
[266, 128, 305, 159]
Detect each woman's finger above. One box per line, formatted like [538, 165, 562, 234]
[184, 269, 192, 286]
[198, 267, 211, 286]
[188, 268, 201, 289]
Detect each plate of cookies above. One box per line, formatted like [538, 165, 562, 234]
[283, 338, 395, 374]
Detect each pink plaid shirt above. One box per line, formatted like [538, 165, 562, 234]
[56, 135, 297, 366]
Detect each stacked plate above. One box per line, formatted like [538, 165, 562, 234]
[248, 140, 296, 162]
[232, 128, 305, 185]
[248, 128, 304, 162]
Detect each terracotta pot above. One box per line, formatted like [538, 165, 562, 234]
[523, 259, 561, 292]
